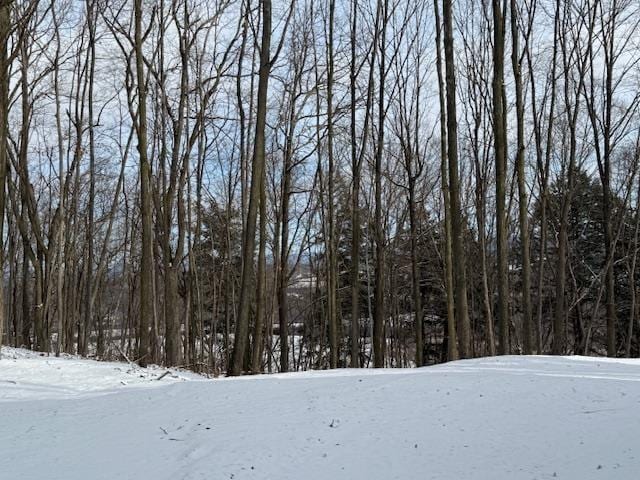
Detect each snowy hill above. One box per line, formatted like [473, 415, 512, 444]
[1, 348, 639, 479]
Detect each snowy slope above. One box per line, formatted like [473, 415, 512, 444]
[0, 347, 202, 401]
[1, 348, 639, 480]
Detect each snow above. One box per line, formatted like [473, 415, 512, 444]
[0, 348, 202, 401]
[1, 348, 640, 479]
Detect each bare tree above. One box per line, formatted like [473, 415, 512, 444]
[443, 0, 471, 358]
[230, 0, 272, 376]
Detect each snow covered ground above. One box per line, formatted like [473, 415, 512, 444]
[1, 348, 639, 479]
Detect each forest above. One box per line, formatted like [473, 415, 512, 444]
[0, 0, 639, 376]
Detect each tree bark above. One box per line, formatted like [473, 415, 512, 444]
[443, 0, 470, 358]
[230, 0, 271, 376]
[0, 0, 10, 352]
[134, 0, 153, 367]
[510, 0, 532, 354]
[493, 0, 510, 355]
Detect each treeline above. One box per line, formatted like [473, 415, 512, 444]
[0, 0, 639, 374]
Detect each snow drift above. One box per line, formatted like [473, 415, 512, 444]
[1, 347, 639, 479]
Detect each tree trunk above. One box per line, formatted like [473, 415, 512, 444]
[408, 182, 423, 366]
[134, 0, 153, 367]
[349, 0, 361, 368]
[372, 0, 387, 368]
[443, 0, 470, 358]
[0, 0, 9, 352]
[493, 0, 510, 355]
[327, 0, 339, 369]
[510, 0, 532, 354]
[230, 0, 271, 376]
[434, 0, 457, 362]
